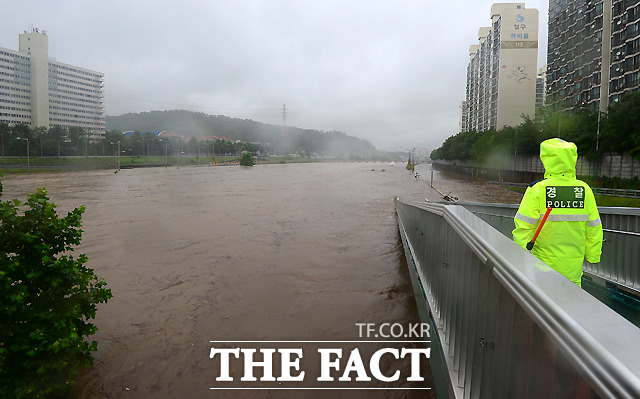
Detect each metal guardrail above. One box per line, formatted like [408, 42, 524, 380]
[489, 181, 640, 198]
[460, 202, 640, 294]
[594, 188, 640, 198]
[396, 198, 640, 399]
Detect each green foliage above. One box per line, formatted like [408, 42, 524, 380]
[239, 151, 255, 166]
[106, 110, 376, 157]
[430, 130, 480, 160]
[593, 195, 640, 208]
[432, 93, 640, 162]
[602, 92, 640, 158]
[3, 110, 379, 160]
[0, 180, 112, 398]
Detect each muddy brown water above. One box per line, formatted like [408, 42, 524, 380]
[1, 162, 523, 398]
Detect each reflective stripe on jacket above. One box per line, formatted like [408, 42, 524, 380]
[512, 139, 603, 286]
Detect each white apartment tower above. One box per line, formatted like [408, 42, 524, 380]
[0, 29, 105, 138]
[463, 3, 539, 132]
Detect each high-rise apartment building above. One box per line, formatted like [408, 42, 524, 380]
[0, 29, 105, 138]
[610, 0, 640, 103]
[463, 3, 539, 132]
[459, 100, 469, 132]
[536, 66, 547, 111]
[547, 0, 610, 112]
[547, 0, 640, 113]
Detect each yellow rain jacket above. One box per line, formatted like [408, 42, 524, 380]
[512, 138, 603, 286]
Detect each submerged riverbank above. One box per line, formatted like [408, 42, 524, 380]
[3, 163, 447, 398]
[1, 162, 534, 398]
[0, 155, 400, 174]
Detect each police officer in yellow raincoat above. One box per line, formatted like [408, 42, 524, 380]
[513, 138, 603, 286]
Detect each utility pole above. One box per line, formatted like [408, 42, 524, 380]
[282, 104, 288, 154]
[16, 137, 29, 174]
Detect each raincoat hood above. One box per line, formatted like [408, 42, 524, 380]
[540, 138, 577, 178]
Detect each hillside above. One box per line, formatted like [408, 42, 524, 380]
[106, 110, 377, 157]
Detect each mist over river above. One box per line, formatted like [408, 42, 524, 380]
[1, 162, 523, 398]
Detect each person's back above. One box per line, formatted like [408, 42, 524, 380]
[512, 138, 603, 286]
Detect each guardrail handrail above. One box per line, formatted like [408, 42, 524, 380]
[396, 198, 640, 398]
[457, 201, 640, 294]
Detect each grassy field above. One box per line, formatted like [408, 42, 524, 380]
[0, 155, 242, 174]
[593, 195, 640, 208]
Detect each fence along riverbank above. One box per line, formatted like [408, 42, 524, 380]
[432, 153, 640, 183]
[396, 198, 640, 399]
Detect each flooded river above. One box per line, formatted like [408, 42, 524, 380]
[1, 162, 522, 398]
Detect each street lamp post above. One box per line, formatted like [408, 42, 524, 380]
[558, 108, 562, 136]
[159, 139, 168, 167]
[180, 136, 184, 165]
[16, 137, 30, 174]
[110, 142, 116, 170]
[596, 110, 601, 152]
[110, 141, 121, 172]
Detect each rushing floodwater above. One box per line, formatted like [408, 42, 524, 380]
[1, 162, 523, 398]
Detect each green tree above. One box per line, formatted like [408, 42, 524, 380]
[67, 126, 86, 155]
[469, 129, 508, 162]
[129, 131, 143, 156]
[567, 107, 600, 159]
[239, 151, 255, 166]
[602, 92, 640, 158]
[0, 180, 112, 398]
[48, 125, 69, 156]
[431, 93, 640, 163]
[188, 137, 199, 156]
[515, 116, 542, 156]
[9, 124, 32, 157]
[0, 122, 9, 157]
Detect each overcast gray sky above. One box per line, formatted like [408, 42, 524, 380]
[1, 0, 549, 151]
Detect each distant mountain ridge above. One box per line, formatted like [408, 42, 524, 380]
[106, 110, 376, 156]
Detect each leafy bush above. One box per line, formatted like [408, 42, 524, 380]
[0, 180, 112, 398]
[239, 151, 255, 166]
